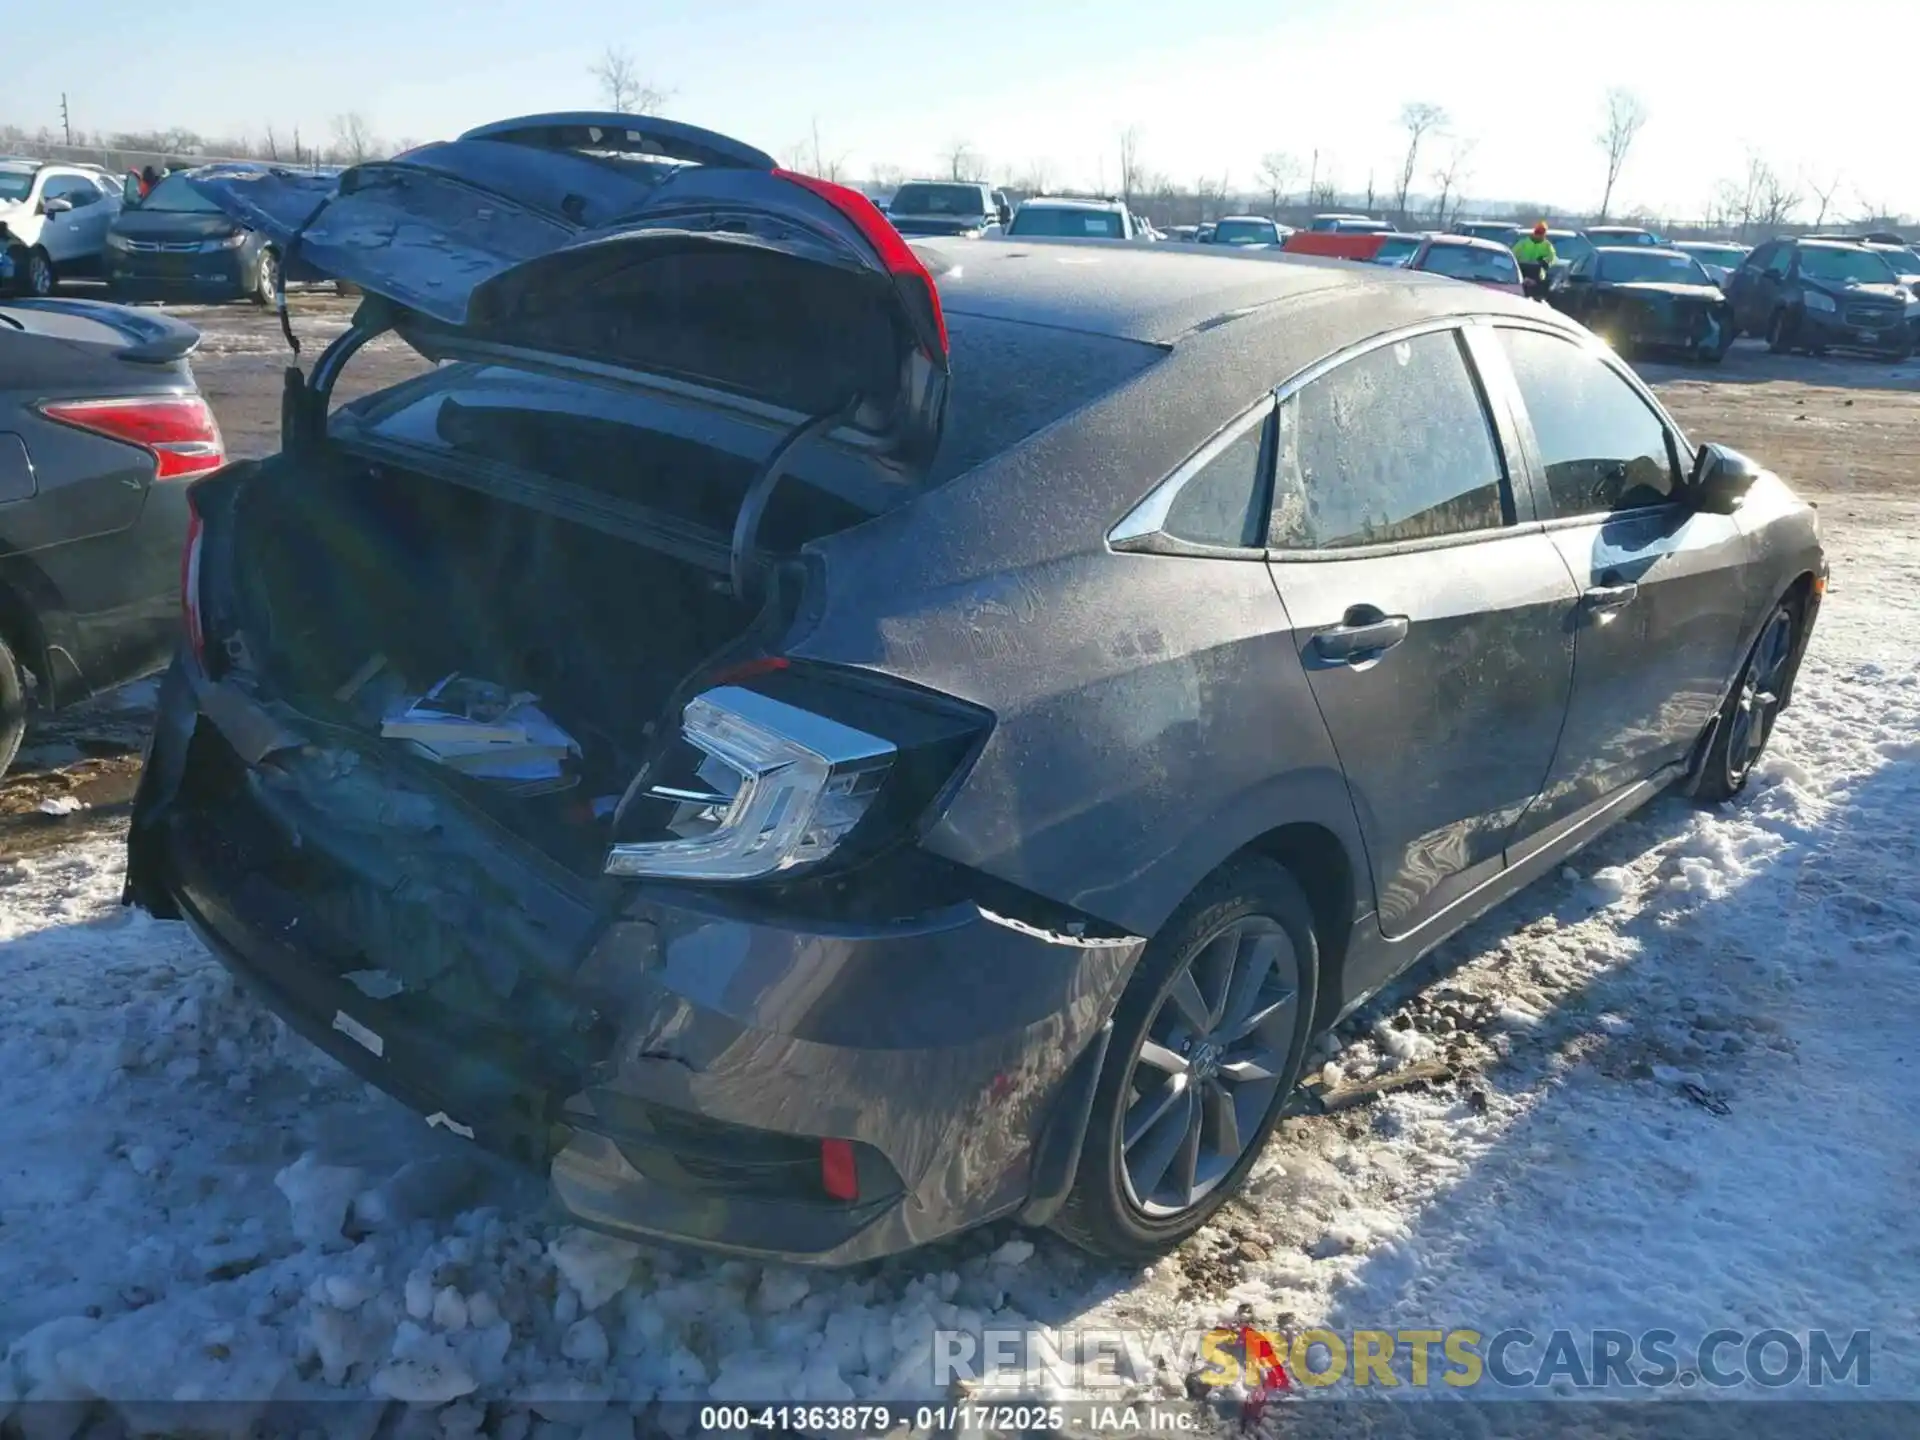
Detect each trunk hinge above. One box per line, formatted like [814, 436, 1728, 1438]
[728, 394, 861, 602]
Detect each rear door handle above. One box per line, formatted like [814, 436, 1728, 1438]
[1311, 614, 1410, 662]
[1581, 583, 1639, 614]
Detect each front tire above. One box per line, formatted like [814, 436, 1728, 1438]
[1695, 599, 1798, 802]
[1765, 308, 1795, 355]
[1050, 857, 1320, 1264]
[251, 247, 278, 307]
[23, 247, 55, 298]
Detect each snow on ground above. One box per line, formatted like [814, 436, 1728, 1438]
[3, 517, 1917, 1430]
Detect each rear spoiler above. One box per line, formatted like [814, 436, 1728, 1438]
[4, 298, 202, 364]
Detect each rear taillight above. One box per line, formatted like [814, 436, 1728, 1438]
[819, 1139, 859, 1203]
[773, 169, 950, 363]
[181, 502, 206, 665]
[39, 394, 226, 482]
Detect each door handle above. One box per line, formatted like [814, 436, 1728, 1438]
[1581, 582, 1639, 614]
[1311, 613, 1410, 662]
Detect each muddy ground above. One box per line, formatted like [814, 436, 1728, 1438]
[4, 298, 1916, 859]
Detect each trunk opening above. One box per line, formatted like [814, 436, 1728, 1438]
[214, 446, 792, 873]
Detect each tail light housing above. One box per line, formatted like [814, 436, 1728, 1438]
[773, 169, 949, 366]
[606, 665, 989, 884]
[38, 394, 226, 482]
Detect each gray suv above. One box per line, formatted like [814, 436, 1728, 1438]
[128, 112, 1825, 1267]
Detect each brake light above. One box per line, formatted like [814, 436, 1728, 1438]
[819, 1138, 859, 1202]
[39, 395, 225, 482]
[773, 169, 949, 361]
[181, 502, 206, 665]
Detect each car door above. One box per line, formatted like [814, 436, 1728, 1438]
[1264, 323, 1580, 939]
[1483, 322, 1750, 844]
[1727, 242, 1774, 332]
[36, 174, 108, 268]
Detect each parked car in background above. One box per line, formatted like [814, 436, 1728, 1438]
[1550, 247, 1733, 361]
[1369, 233, 1424, 267]
[1195, 223, 1216, 243]
[1308, 213, 1391, 234]
[1284, 230, 1392, 262]
[1205, 215, 1287, 247]
[1408, 234, 1523, 293]
[1006, 197, 1140, 240]
[1546, 228, 1595, 279]
[0, 160, 123, 296]
[0, 297, 218, 776]
[885, 180, 1009, 237]
[1725, 237, 1914, 359]
[1452, 220, 1523, 247]
[1582, 224, 1662, 248]
[1673, 240, 1752, 288]
[129, 110, 1823, 1269]
[104, 163, 326, 305]
[1166, 224, 1200, 242]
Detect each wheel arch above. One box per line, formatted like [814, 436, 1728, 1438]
[1238, 821, 1359, 1034]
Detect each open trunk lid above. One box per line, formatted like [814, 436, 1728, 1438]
[185, 112, 950, 476]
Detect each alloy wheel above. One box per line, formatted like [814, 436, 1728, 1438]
[26, 251, 53, 297]
[1119, 916, 1301, 1217]
[257, 250, 277, 305]
[1724, 608, 1794, 788]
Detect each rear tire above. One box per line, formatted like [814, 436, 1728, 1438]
[1049, 857, 1320, 1265]
[1695, 599, 1798, 803]
[0, 637, 26, 782]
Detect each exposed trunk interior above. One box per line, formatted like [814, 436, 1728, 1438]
[218, 447, 779, 872]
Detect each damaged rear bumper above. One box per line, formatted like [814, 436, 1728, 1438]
[126, 660, 1143, 1264]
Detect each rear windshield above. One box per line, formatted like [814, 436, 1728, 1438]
[349, 313, 1163, 505]
[1420, 243, 1519, 283]
[1008, 206, 1126, 238]
[1373, 236, 1421, 264]
[1213, 219, 1279, 245]
[1798, 246, 1897, 285]
[1589, 229, 1655, 246]
[1680, 245, 1747, 267]
[890, 184, 988, 217]
[140, 174, 225, 213]
[1597, 251, 1711, 285]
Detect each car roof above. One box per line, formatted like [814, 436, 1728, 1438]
[912, 237, 1541, 347]
[1020, 196, 1125, 212]
[1675, 239, 1746, 248]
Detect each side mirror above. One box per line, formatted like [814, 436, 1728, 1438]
[40, 196, 74, 216]
[1689, 443, 1762, 515]
[122, 175, 142, 206]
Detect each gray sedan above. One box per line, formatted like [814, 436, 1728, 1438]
[128, 111, 1824, 1267]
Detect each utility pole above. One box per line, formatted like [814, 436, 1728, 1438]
[61, 93, 72, 147]
[1307, 149, 1319, 207]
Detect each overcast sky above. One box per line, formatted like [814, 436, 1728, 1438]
[12, 0, 1915, 219]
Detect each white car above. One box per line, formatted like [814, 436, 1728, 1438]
[0, 161, 123, 296]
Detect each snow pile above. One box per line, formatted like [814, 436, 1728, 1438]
[4, 513, 1919, 1423]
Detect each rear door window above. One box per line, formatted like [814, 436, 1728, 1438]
[1498, 327, 1679, 517]
[1270, 328, 1510, 549]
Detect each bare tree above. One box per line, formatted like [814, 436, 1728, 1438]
[1256, 151, 1298, 217]
[590, 45, 667, 115]
[1805, 171, 1843, 229]
[330, 112, 379, 164]
[1394, 103, 1447, 221]
[1016, 158, 1054, 196]
[1429, 140, 1476, 227]
[1118, 127, 1144, 207]
[1715, 152, 1800, 238]
[1363, 170, 1376, 215]
[941, 138, 980, 182]
[263, 123, 279, 161]
[1595, 88, 1648, 221]
[800, 118, 846, 183]
[868, 162, 906, 193]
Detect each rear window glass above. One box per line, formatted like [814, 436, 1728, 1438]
[1009, 207, 1125, 239]
[348, 314, 1162, 503]
[890, 184, 988, 217]
[1421, 244, 1519, 283]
